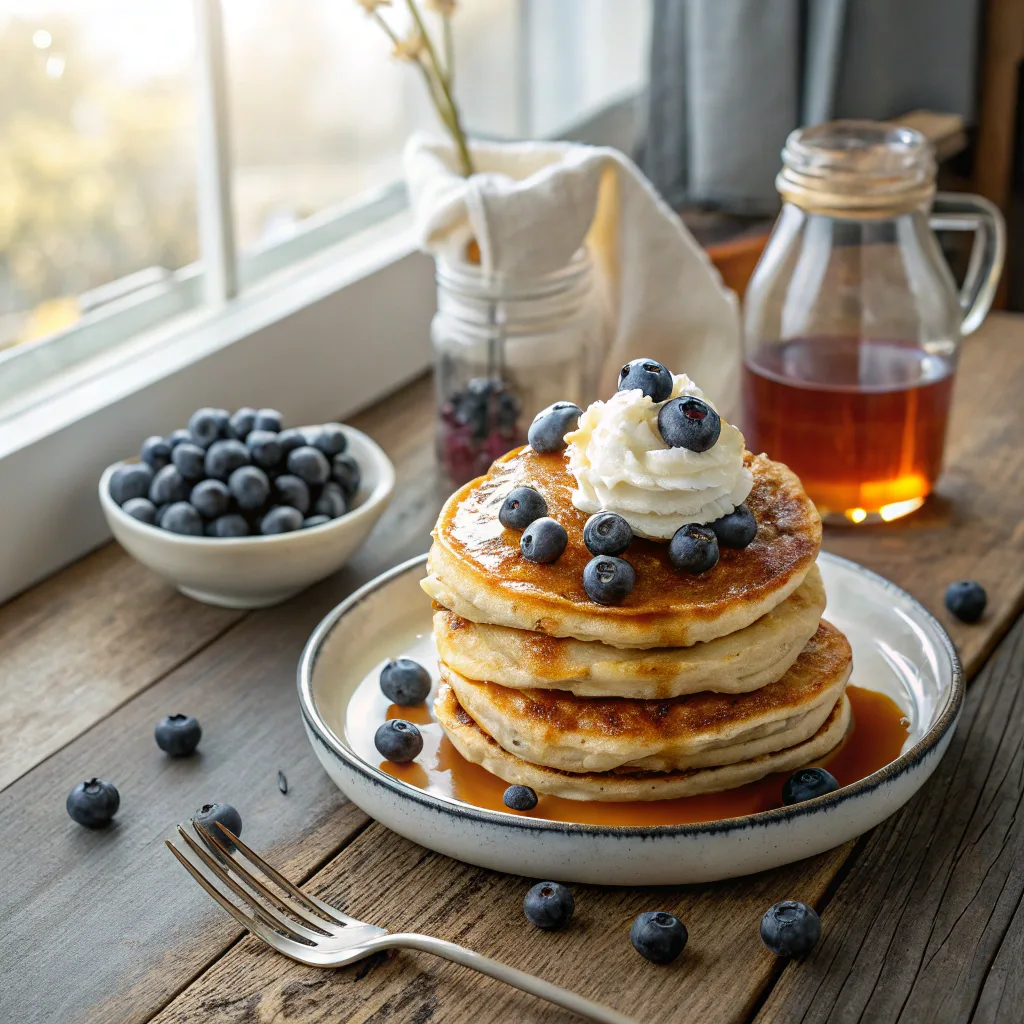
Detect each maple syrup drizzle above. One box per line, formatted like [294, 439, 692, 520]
[380, 685, 908, 826]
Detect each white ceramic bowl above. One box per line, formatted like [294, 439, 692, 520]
[99, 425, 395, 608]
[298, 552, 963, 885]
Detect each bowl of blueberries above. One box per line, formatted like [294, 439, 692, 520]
[99, 406, 395, 608]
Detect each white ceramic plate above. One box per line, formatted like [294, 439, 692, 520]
[298, 552, 962, 884]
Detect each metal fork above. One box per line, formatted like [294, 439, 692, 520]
[167, 822, 637, 1024]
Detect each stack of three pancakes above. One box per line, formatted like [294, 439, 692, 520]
[421, 444, 853, 802]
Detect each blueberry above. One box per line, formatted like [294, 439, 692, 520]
[528, 401, 582, 453]
[658, 396, 722, 452]
[331, 453, 361, 500]
[709, 504, 757, 549]
[140, 435, 171, 471]
[193, 802, 242, 849]
[380, 658, 431, 705]
[66, 778, 120, 828]
[109, 463, 154, 506]
[760, 901, 821, 957]
[782, 767, 840, 805]
[277, 427, 308, 456]
[205, 439, 251, 481]
[171, 442, 207, 481]
[155, 504, 171, 526]
[206, 513, 251, 538]
[503, 785, 538, 811]
[259, 506, 303, 535]
[583, 555, 635, 604]
[122, 497, 158, 525]
[288, 445, 331, 486]
[228, 407, 257, 441]
[374, 719, 423, 762]
[945, 580, 986, 623]
[313, 481, 347, 519]
[155, 713, 202, 756]
[168, 427, 193, 449]
[583, 511, 632, 556]
[618, 358, 673, 402]
[521, 517, 568, 563]
[273, 474, 311, 514]
[190, 479, 231, 520]
[148, 465, 188, 505]
[630, 911, 688, 964]
[162, 501, 204, 536]
[246, 430, 283, 471]
[253, 408, 283, 433]
[228, 466, 271, 511]
[523, 881, 574, 930]
[302, 515, 331, 529]
[669, 523, 719, 574]
[308, 423, 348, 457]
[499, 486, 548, 529]
[188, 407, 229, 448]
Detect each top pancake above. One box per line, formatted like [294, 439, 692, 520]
[425, 446, 821, 648]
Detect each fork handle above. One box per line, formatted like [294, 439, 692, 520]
[373, 933, 637, 1024]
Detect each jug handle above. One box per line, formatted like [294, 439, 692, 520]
[929, 192, 1006, 337]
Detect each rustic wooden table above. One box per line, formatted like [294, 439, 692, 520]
[2, 314, 1024, 1024]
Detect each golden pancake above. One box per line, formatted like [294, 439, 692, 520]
[423, 446, 821, 648]
[440, 620, 851, 773]
[435, 683, 852, 801]
[433, 564, 825, 698]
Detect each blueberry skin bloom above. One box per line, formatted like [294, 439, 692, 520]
[228, 466, 271, 511]
[155, 713, 202, 756]
[313, 481, 347, 519]
[583, 556, 635, 604]
[331, 453, 361, 500]
[374, 720, 423, 763]
[617, 358, 673, 402]
[253, 408, 283, 433]
[229, 407, 257, 441]
[193, 802, 243, 849]
[521, 517, 568, 563]
[109, 462, 154, 506]
[162, 502, 204, 536]
[171, 442, 207, 482]
[246, 430, 283, 472]
[658, 396, 722, 452]
[523, 881, 574, 930]
[205, 439, 251, 481]
[259, 506, 304, 535]
[528, 401, 583, 453]
[669, 523, 720, 574]
[122, 497, 157, 525]
[66, 778, 120, 827]
[188, 408, 229, 448]
[499, 486, 548, 529]
[140, 435, 172, 471]
[380, 659, 432, 705]
[709, 504, 757, 549]
[189, 479, 231, 520]
[287, 446, 331, 486]
[503, 785, 538, 811]
[583, 511, 633, 556]
[782, 767, 839, 805]
[309, 423, 348, 457]
[207, 513, 251, 538]
[945, 580, 986, 623]
[273, 474, 312, 515]
[630, 911, 688, 964]
[277, 427, 308, 456]
[760, 901, 821, 957]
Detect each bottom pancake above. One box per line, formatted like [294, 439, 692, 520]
[435, 683, 852, 802]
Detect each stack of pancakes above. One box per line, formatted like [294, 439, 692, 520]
[421, 445, 852, 802]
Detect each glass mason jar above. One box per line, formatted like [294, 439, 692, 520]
[432, 248, 606, 486]
[742, 120, 1005, 524]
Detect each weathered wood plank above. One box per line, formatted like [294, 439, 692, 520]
[756, 613, 1024, 1024]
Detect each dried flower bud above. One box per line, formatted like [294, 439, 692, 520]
[355, 0, 391, 12]
[392, 31, 426, 61]
[426, 0, 457, 14]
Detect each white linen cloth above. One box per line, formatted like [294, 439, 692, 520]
[403, 133, 742, 417]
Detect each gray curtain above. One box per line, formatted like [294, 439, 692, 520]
[640, 0, 981, 214]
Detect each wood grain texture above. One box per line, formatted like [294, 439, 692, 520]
[756, 612, 1024, 1024]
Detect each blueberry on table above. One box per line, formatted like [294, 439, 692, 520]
[206, 513, 251, 538]
[782, 767, 839, 805]
[171, 442, 207, 481]
[205, 439, 251, 481]
[140, 435, 172, 471]
[122, 497, 157, 525]
[190, 479, 231, 520]
[658, 396, 721, 452]
[188, 407, 229, 448]
[302, 515, 331, 529]
[109, 463, 154, 506]
[309, 423, 348, 457]
[503, 785, 538, 811]
[617, 358, 673, 402]
[528, 401, 583, 453]
[523, 881, 574, 930]
[246, 430, 283, 471]
[760, 901, 820, 957]
[630, 911, 688, 964]
[287, 446, 331, 486]
[331, 453, 361, 500]
[149, 464, 190, 505]
[66, 778, 120, 827]
[709, 505, 757, 549]
[253, 408, 283, 433]
[273, 474, 311, 514]
[228, 466, 271, 511]
[259, 506, 304, 535]
[228, 407, 257, 441]
[945, 580, 987, 623]
[499, 486, 548, 530]
[583, 555, 635, 604]
[669, 523, 720, 574]
[374, 719, 423, 763]
[380, 658, 431, 705]
[277, 427, 308, 456]
[155, 714, 202, 756]
[313, 481, 347, 519]
[193, 802, 242, 849]
[162, 502, 204, 536]
[521, 517, 568, 563]
[583, 511, 632, 556]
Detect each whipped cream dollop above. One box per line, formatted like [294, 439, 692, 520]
[565, 374, 753, 540]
